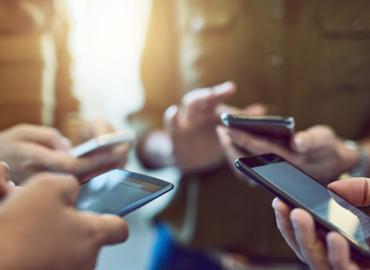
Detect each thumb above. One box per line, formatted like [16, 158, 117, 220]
[293, 125, 334, 153]
[25, 173, 80, 206]
[0, 162, 11, 198]
[164, 105, 180, 132]
[84, 214, 129, 245]
[328, 178, 370, 206]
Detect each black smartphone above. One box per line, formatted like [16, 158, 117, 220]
[235, 153, 370, 261]
[76, 169, 174, 216]
[220, 113, 295, 145]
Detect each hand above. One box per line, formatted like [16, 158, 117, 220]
[78, 118, 116, 142]
[164, 81, 236, 172]
[72, 119, 130, 172]
[0, 173, 129, 270]
[216, 104, 267, 180]
[226, 125, 358, 181]
[272, 177, 370, 270]
[0, 124, 127, 183]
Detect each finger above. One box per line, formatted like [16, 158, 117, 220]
[216, 104, 241, 115]
[31, 146, 103, 177]
[13, 124, 71, 151]
[111, 143, 130, 168]
[182, 81, 236, 110]
[216, 103, 267, 118]
[181, 82, 236, 123]
[216, 126, 248, 180]
[84, 143, 130, 171]
[272, 198, 303, 260]
[0, 162, 11, 182]
[242, 103, 267, 116]
[84, 214, 129, 245]
[26, 173, 80, 205]
[0, 162, 12, 198]
[328, 178, 370, 206]
[164, 105, 180, 132]
[293, 125, 334, 153]
[291, 208, 331, 270]
[327, 232, 359, 270]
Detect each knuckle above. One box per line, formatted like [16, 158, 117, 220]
[62, 175, 79, 188]
[28, 173, 56, 188]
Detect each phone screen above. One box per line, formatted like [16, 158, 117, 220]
[76, 169, 173, 216]
[237, 155, 370, 254]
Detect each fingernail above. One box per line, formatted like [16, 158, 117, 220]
[271, 197, 279, 209]
[214, 81, 234, 94]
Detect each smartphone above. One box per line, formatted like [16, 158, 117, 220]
[69, 131, 135, 158]
[76, 169, 174, 216]
[220, 113, 295, 144]
[235, 153, 370, 261]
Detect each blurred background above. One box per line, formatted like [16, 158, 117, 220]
[67, 1, 169, 269]
[67, 0, 149, 127]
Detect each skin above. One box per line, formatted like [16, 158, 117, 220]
[163, 81, 237, 172]
[0, 170, 129, 270]
[141, 81, 267, 172]
[272, 177, 370, 270]
[0, 124, 130, 183]
[219, 125, 361, 182]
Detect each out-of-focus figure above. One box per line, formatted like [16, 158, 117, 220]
[0, 0, 115, 143]
[134, 0, 370, 269]
[0, 0, 79, 136]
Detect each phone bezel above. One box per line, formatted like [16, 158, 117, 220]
[235, 154, 370, 259]
[78, 169, 174, 216]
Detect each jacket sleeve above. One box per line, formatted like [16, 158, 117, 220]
[129, 0, 179, 132]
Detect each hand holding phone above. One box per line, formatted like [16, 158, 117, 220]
[69, 131, 135, 158]
[76, 169, 174, 216]
[235, 153, 370, 263]
[220, 113, 295, 145]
